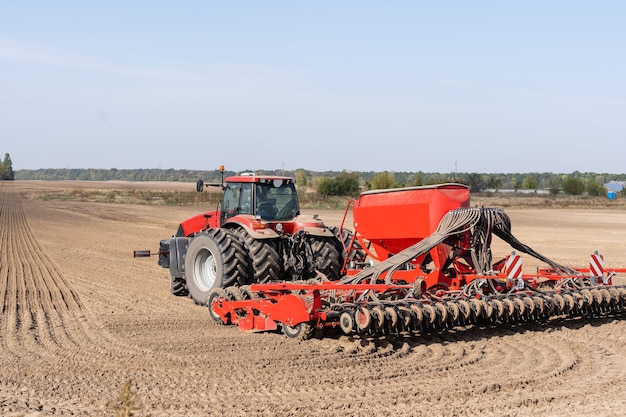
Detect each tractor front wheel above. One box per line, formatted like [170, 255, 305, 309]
[170, 276, 188, 297]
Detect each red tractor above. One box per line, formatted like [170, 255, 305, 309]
[154, 167, 344, 305]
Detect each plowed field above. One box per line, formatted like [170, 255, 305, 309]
[2, 181, 626, 416]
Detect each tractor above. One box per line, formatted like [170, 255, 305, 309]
[147, 166, 344, 305]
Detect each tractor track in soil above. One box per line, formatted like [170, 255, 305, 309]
[2, 181, 626, 416]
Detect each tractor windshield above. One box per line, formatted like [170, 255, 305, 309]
[255, 181, 299, 221]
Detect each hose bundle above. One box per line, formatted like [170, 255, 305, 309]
[341, 207, 581, 286]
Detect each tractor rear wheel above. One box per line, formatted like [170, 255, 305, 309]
[307, 236, 343, 280]
[330, 227, 367, 266]
[237, 229, 283, 283]
[184, 229, 248, 305]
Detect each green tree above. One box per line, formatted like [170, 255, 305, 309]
[522, 176, 538, 190]
[486, 176, 502, 191]
[409, 173, 423, 187]
[368, 172, 398, 190]
[0, 153, 14, 180]
[317, 171, 360, 196]
[585, 179, 603, 197]
[465, 173, 484, 191]
[295, 169, 308, 187]
[547, 176, 561, 196]
[562, 175, 584, 195]
[510, 176, 519, 191]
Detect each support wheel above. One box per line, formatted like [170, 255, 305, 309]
[283, 322, 314, 340]
[207, 288, 230, 325]
[355, 307, 372, 332]
[339, 310, 355, 334]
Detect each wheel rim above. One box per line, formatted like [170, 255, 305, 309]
[283, 323, 302, 338]
[194, 248, 217, 291]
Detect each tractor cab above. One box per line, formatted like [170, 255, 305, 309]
[220, 175, 300, 224]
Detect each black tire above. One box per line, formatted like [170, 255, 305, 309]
[170, 276, 188, 297]
[207, 288, 230, 325]
[331, 227, 367, 264]
[283, 322, 314, 340]
[237, 229, 283, 283]
[307, 236, 344, 280]
[225, 286, 245, 300]
[184, 229, 248, 305]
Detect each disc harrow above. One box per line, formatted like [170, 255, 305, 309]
[209, 280, 626, 338]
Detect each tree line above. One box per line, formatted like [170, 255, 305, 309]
[0, 153, 14, 180]
[13, 167, 626, 197]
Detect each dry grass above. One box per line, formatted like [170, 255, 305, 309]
[33, 188, 221, 206]
[110, 380, 150, 417]
[472, 193, 626, 209]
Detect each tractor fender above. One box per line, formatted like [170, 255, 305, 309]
[298, 226, 335, 238]
[169, 236, 189, 277]
[223, 219, 280, 240]
[177, 211, 219, 237]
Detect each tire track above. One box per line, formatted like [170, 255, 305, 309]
[1, 183, 92, 361]
[0, 183, 181, 414]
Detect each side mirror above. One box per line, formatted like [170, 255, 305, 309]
[196, 179, 204, 193]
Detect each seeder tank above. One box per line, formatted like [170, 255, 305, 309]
[347, 183, 470, 290]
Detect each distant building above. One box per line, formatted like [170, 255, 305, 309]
[604, 181, 625, 192]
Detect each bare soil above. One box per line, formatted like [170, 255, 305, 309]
[2, 181, 626, 416]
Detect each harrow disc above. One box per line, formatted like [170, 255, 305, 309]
[409, 304, 424, 328]
[448, 300, 471, 323]
[422, 304, 437, 327]
[492, 299, 505, 320]
[370, 306, 386, 332]
[513, 298, 526, 318]
[572, 292, 585, 311]
[435, 303, 448, 326]
[580, 290, 594, 306]
[563, 294, 576, 313]
[480, 299, 493, 320]
[384, 306, 399, 331]
[503, 298, 516, 320]
[398, 305, 413, 329]
[522, 296, 535, 318]
[470, 299, 483, 319]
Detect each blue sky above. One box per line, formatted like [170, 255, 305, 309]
[1, 2, 625, 173]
